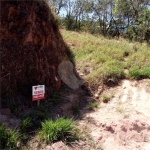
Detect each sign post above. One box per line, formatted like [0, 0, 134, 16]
[32, 85, 45, 106]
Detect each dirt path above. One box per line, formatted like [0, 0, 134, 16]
[77, 79, 150, 150]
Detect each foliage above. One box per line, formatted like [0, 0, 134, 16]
[50, 0, 150, 42]
[39, 117, 79, 143]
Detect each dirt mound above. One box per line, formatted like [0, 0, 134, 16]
[0, 0, 68, 97]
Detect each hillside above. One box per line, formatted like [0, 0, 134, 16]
[59, 30, 150, 150]
[61, 29, 150, 90]
[1, 27, 150, 150]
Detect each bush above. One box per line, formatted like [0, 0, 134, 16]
[39, 117, 79, 143]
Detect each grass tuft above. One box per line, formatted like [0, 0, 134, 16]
[39, 117, 79, 144]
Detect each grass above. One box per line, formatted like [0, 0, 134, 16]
[38, 117, 79, 144]
[101, 94, 114, 103]
[88, 101, 100, 110]
[61, 29, 150, 87]
[0, 124, 19, 149]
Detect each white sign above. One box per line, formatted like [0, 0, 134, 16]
[32, 85, 45, 101]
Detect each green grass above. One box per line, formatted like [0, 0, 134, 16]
[61, 29, 150, 86]
[38, 117, 79, 144]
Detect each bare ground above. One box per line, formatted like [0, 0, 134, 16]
[76, 79, 150, 150]
[39, 79, 150, 150]
[1, 79, 150, 150]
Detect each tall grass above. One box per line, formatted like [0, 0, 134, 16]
[61, 29, 150, 85]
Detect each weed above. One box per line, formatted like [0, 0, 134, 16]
[88, 101, 99, 110]
[39, 117, 79, 144]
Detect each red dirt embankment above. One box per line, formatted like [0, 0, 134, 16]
[0, 0, 68, 97]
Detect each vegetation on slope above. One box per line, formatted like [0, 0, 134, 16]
[61, 29, 150, 87]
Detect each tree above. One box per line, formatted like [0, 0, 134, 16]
[49, 0, 67, 15]
[113, 0, 150, 41]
